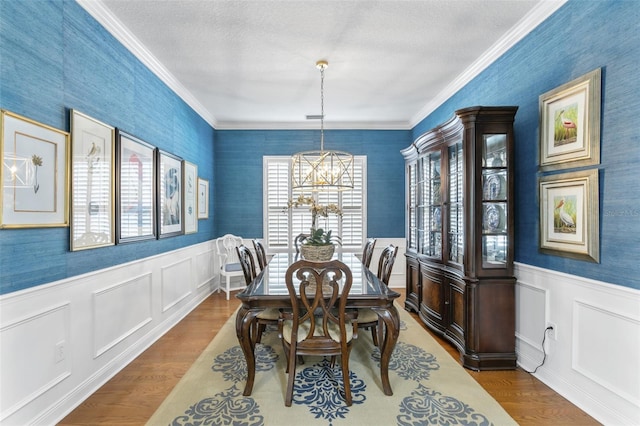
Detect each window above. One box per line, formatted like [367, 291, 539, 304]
[263, 156, 366, 252]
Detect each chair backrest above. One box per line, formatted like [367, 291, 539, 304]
[293, 233, 309, 254]
[252, 239, 267, 271]
[361, 238, 377, 268]
[376, 244, 399, 286]
[215, 234, 243, 267]
[236, 244, 257, 285]
[284, 259, 353, 349]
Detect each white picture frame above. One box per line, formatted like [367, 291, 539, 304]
[183, 161, 198, 234]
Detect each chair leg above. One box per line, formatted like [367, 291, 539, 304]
[226, 276, 231, 300]
[285, 347, 297, 406]
[341, 351, 352, 406]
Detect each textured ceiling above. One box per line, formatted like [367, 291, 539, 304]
[81, 0, 565, 129]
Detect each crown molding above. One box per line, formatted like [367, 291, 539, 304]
[214, 120, 412, 131]
[75, 0, 217, 128]
[409, 0, 568, 128]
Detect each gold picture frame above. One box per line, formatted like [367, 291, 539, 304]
[539, 68, 601, 171]
[1, 110, 70, 228]
[539, 169, 599, 262]
[70, 110, 115, 250]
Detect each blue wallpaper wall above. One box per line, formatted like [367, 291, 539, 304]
[1, 0, 638, 294]
[214, 129, 410, 238]
[413, 0, 640, 289]
[0, 1, 215, 294]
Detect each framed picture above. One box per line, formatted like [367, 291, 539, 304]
[1, 110, 69, 228]
[539, 169, 599, 262]
[197, 177, 209, 219]
[183, 161, 198, 234]
[70, 110, 115, 250]
[116, 130, 156, 243]
[539, 68, 601, 170]
[158, 150, 184, 238]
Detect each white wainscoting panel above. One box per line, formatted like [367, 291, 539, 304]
[196, 249, 214, 289]
[93, 273, 153, 358]
[0, 302, 71, 422]
[0, 240, 217, 426]
[573, 300, 640, 407]
[160, 258, 193, 313]
[515, 262, 640, 426]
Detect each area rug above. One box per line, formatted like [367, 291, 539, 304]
[147, 305, 516, 425]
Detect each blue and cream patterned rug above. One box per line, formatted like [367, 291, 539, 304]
[147, 305, 517, 426]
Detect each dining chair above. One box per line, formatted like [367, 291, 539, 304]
[236, 244, 280, 344]
[252, 239, 268, 271]
[293, 233, 309, 255]
[279, 259, 358, 407]
[361, 238, 377, 268]
[215, 234, 244, 300]
[358, 244, 398, 347]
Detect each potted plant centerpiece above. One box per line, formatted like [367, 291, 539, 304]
[285, 195, 342, 261]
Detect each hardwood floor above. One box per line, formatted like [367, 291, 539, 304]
[60, 289, 599, 425]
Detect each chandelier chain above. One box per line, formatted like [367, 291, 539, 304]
[320, 64, 325, 151]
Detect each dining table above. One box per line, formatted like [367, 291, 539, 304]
[235, 252, 401, 397]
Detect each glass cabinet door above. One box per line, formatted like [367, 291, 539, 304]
[448, 141, 464, 264]
[407, 162, 417, 251]
[481, 134, 508, 268]
[422, 152, 442, 258]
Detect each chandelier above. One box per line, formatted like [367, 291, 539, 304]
[291, 60, 354, 192]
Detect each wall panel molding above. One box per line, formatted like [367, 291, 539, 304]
[0, 241, 217, 425]
[515, 262, 640, 425]
[93, 273, 153, 358]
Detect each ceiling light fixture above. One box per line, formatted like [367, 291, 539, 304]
[291, 60, 354, 192]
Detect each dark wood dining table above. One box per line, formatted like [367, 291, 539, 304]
[235, 252, 401, 396]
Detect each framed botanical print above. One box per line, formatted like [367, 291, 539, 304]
[539, 169, 599, 262]
[183, 161, 198, 234]
[1, 110, 69, 228]
[539, 68, 601, 170]
[116, 130, 156, 243]
[70, 110, 115, 250]
[158, 150, 184, 238]
[197, 177, 209, 219]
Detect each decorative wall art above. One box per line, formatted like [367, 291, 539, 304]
[197, 177, 209, 219]
[539, 169, 599, 262]
[1, 110, 69, 228]
[158, 150, 184, 238]
[183, 161, 198, 234]
[70, 110, 115, 250]
[116, 130, 156, 243]
[539, 68, 601, 170]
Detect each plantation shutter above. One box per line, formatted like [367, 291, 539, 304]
[263, 156, 366, 252]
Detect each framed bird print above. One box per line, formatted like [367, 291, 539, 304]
[539, 68, 601, 171]
[539, 169, 599, 262]
[70, 110, 115, 251]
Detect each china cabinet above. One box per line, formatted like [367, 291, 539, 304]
[401, 106, 518, 370]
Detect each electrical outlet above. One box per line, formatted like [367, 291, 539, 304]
[54, 341, 65, 363]
[546, 322, 557, 340]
